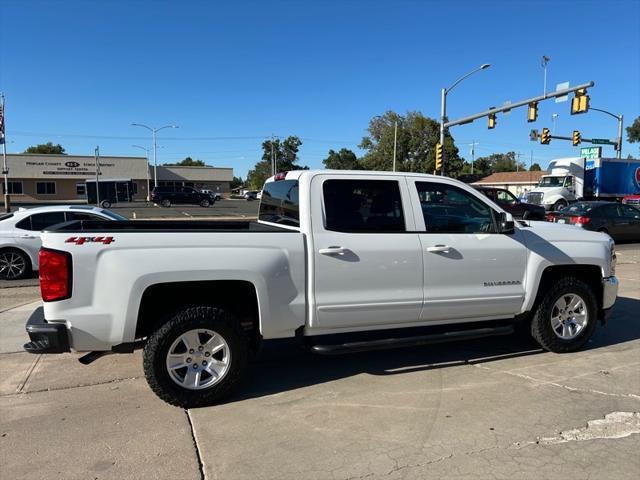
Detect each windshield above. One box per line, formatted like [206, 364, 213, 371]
[100, 210, 128, 221]
[538, 176, 565, 187]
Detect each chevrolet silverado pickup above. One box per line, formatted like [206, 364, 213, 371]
[25, 170, 618, 408]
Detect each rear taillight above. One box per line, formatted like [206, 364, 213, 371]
[274, 172, 287, 181]
[570, 216, 591, 225]
[39, 248, 72, 302]
[545, 213, 555, 222]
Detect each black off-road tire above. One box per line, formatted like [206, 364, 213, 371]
[143, 306, 249, 408]
[161, 199, 171, 208]
[530, 277, 597, 353]
[200, 199, 211, 208]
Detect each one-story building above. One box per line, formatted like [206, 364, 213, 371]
[471, 171, 546, 198]
[2, 153, 233, 204]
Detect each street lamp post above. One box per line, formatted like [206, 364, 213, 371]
[132, 145, 151, 201]
[131, 123, 178, 188]
[589, 108, 624, 159]
[440, 63, 490, 176]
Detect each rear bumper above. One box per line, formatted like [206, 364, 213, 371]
[23, 307, 70, 354]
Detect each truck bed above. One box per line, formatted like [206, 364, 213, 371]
[44, 220, 294, 233]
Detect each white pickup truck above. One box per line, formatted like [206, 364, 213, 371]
[25, 170, 618, 408]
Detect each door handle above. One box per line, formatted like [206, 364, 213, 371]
[319, 246, 347, 256]
[426, 244, 451, 253]
[20, 235, 38, 239]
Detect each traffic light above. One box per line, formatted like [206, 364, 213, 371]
[571, 88, 590, 115]
[572, 130, 581, 146]
[540, 127, 551, 145]
[488, 112, 496, 129]
[435, 143, 443, 170]
[527, 102, 538, 122]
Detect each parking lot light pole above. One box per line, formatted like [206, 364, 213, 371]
[440, 63, 491, 176]
[589, 108, 624, 159]
[131, 123, 178, 188]
[132, 145, 151, 201]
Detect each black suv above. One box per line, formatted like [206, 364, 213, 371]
[474, 186, 545, 220]
[151, 186, 216, 207]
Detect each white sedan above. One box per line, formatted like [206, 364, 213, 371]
[0, 205, 126, 280]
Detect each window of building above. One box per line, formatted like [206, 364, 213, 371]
[76, 183, 86, 195]
[415, 182, 495, 234]
[322, 179, 405, 233]
[36, 182, 56, 195]
[2, 181, 23, 195]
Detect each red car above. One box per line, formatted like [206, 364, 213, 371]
[622, 192, 640, 208]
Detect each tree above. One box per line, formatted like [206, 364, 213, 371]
[246, 136, 307, 189]
[231, 176, 244, 189]
[163, 156, 206, 167]
[323, 148, 361, 170]
[24, 142, 66, 154]
[529, 163, 542, 171]
[627, 116, 640, 143]
[359, 111, 463, 176]
[474, 152, 526, 173]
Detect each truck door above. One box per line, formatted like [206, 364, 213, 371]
[310, 175, 423, 330]
[408, 179, 528, 322]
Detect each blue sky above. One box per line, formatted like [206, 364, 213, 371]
[1, 0, 639, 178]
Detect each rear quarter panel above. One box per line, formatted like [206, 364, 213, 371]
[40, 231, 306, 351]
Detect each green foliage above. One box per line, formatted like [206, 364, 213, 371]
[359, 111, 463, 176]
[627, 116, 640, 143]
[529, 163, 542, 171]
[231, 176, 244, 189]
[474, 152, 526, 173]
[163, 156, 206, 167]
[246, 136, 307, 189]
[323, 148, 361, 170]
[24, 142, 66, 154]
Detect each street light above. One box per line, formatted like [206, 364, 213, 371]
[589, 108, 624, 159]
[130, 123, 178, 188]
[132, 145, 151, 201]
[440, 63, 490, 176]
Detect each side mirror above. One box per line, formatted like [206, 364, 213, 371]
[499, 212, 515, 234]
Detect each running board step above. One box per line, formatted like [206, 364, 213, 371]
[310, 325, 514, 355]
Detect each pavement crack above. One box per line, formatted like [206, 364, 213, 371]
[186, 409, 206, 480]
[15, 354, 41, 393]
[0, 375, 142, 397]
[471, 363, 640, 400]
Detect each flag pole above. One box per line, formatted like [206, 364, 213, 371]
[1, 94, 10, 213]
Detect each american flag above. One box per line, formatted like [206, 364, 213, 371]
[0, 96, 5, 145]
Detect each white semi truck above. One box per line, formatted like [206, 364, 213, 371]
[526, 157, 640, 211]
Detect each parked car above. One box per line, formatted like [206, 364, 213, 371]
[0, 206, 126, 280]
[474, 186, 546, 220]
[622, 192, 640, 208]
[549, 201, 640, 242]
[201, 190, 222, 201]
[151, 186, 216, 207]
[27, 170, 617, 408]
[243, 190, 259, 201]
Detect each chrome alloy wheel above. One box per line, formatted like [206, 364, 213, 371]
[550, 293, 588, 340]
[165, 328, 231, 390]
[0, 251, 27, 279]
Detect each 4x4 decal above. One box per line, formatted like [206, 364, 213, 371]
[65, 236, 115, 245]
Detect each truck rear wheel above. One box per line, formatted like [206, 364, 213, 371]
[530, 277, 597, 353]
[143, 306, 249, 408]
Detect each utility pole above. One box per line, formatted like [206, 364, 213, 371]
[469, 141, 479, 174]
[552, 113, 559, 134]
[516, 152, 522, 172]
[590, 108, 624, 159]
[94, 146, 100, 207]
[1, 94, 9, 213]
[392, 121, 398, 172]
[132, 145, 151, 201]
[271, 136, 275, 176]
[131, 123, 178, 189]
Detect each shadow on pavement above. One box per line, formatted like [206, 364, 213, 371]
[221, 296, 640, 405]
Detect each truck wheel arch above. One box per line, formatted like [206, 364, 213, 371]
[135, 280, 261, 351]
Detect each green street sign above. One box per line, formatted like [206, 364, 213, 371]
[580, 147, 601, 159]
[591, 138, 611, 145]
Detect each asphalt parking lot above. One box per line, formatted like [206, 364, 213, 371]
[1, 245, 639, 480]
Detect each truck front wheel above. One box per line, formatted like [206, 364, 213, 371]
[553, 200, 567, 211]
[530, 277, 597, 353]
[143, 306, 249, 408]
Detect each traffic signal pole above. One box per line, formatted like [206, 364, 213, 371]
[444, 81, 595, 129]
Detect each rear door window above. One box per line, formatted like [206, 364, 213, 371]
[259, 180, 300, 227]
[26, 212, 67, 231]
[322, 179, 405, 232]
